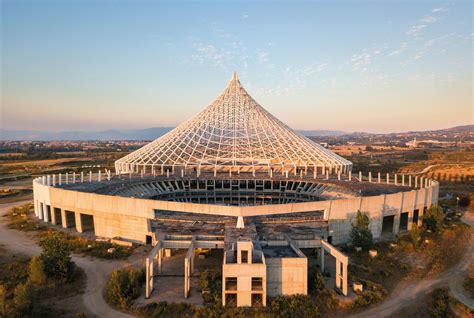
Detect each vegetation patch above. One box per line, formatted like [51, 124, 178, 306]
[462, 264, 474, 299]
[6, 203, 47, 232]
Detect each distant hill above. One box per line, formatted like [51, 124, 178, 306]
[1, 125, 471, 141]
[0, 127, 173, 141]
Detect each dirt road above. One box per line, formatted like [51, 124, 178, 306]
[0, 201, 134, 318]
[351, 212, 474, 317]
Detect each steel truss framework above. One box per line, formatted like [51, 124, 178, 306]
[115, 73, 352, 176]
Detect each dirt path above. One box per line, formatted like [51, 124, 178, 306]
[351, 212, 474, 317]
[0, 201, 135, 318]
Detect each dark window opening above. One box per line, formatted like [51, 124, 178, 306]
[225, 277, 237, 291]
[382, 215, 395, 233]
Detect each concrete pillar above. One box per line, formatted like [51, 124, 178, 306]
[59, 174, 62, 186]
[378, 172, 381, 183]
[47, 175, 51, 186]
[89, 171, 92, 182]
[73, 172, 76, 183]
[386, 173, 390, 184]
[402, 174, 405, 186]
[335, 259, 341, 289]
[52, 174, 56, 186]
[81, 172, 84, 183]
[420, 177, 424, 189]
[342, 260, 348, 296]
[326, 170, 329, 180]
[409, 175, 412, 187]
[43, 205, 49, 222]
[415, 176, 418, 188]
[368, 171, 372, 183]
[74, 212, 83, 233]
[50, 207, 57, 225]
[61, 209, 68, 228]
[394, 174, 398, 186]
[337, 171, 341, 181]
[320, 248, 325, 272]
[98, 171, 101, 182]
[39, 203, 44, 220]
[157, 248, 162, 273]
[358, 171, 362, 182]
[348, 172, 352, 181]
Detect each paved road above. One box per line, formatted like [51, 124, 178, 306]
[351, 211, 474, 317]
[0, 201, 134, 318]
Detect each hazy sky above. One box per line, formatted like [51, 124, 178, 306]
[1, 0, 473, 133]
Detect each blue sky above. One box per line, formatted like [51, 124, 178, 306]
[1, 0, 473, 133]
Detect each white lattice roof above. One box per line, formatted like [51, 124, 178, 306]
[115, 73, 352, 175]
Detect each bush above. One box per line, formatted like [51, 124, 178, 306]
[351, 210, 373, 250]
[409, 225, 421, 249]
[106, 268, 145, 310]
[0, 284, 5, 316]
[141, 301, 194, 318]
[352, 279, 387, 308]
[268, 294, 320, 317]
[39, 232, 75, 281]
[428, 287, 450, 317]
[28, 256, 46, 285]
[13, 282, 35, 314]
[423, 205, 444, 232]
[199, 269, 222, 306]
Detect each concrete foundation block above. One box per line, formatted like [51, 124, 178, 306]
[353, 282, 363, 292]
[369, 250, 378, 258]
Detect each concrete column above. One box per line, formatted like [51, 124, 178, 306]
[73, 172, 76, 183]
[53, 174, 56, 186]
[335, 259, 341, 289]
[337, 171, 341, 181]
[358, 171, 362, 182]
[89, 171, 92, 182]
[409, 175, 412, 187]
[348, 172, 351, 181]
[157, 248, 162, 273]
[146, 257, 151, 298]
[61, 209, 68, 228]
[415, 176, 418, 188]
[386, 173, 390, 184]
[81, 172, 84, 183]
[394, 174, 398, 185]
[50, 207, 57, 225]
[74, 212, 83, 233]
[378, 172, 381, 183]
[320, 248, 325, 272]
[326, 170, 329, 180]
[98, 171, 101, 182]
[342, 260, 348, 296]
[34, 200, 38, 217]
[39, 203, 44, 220]
[402, 174, 405, 186]
[47, 175, 51, 186]
[368, 171, 372, 183]
[59, 174, 62, 186]
[43, 204, 49, 222]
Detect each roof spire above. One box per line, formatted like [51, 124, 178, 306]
[232, 71, 238, 81]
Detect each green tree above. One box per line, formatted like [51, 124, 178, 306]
[351, 210, 373, 250]
[409, 225, 421, 249]
[28, 256, 46, 285]
[428, 287, 450, 318]
[268, 295, 320, 317]
[13, 282, 35, 314]
[106, 268, 145, 310]
[39, 232, 75, 281]
[0, 284, 6, 316]
[423, 205, 444, 232]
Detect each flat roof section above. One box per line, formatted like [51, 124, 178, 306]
[262, 246, 300, 258]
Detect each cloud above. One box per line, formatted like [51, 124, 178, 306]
[406, 24, 427, 36]
[420, 16, 439, 23]
[431, 7, 446, 13]
[241, 13, 249, 19]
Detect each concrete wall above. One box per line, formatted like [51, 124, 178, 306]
[266, 257, 307, 296]
[222, 263, 266, 307]
[32, 175, 439, 244]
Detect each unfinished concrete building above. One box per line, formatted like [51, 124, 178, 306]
[33, 74, 439, 307]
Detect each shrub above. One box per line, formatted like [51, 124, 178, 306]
[423, 205, 444, 232]
[39, 231, 75, 281]
[0, 284, 5, 316]
[144, 301, 194, 318]
[352, 279, 387, 308]
[106, 268, 145, 310]
[13, 282, 35, 314]
[409, 225, 421, 249]
[268, 294, 320, 317]
[199, 269, 222, 306]
[428, 287, 450, 318]
[28, 256, 46, 285]
[351, 210, 373, 250]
